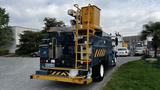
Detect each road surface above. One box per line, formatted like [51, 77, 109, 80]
[0, 56, 140, 90]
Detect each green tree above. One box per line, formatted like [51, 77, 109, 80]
[0, 7, 13, 47]
[16, 17, 65, 55]
[16, 31, 46, 55]
[43, 17, 65, 31]
[141, 21, 160, 57]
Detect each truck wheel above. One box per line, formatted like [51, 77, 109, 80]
[92, 63, 105, 82]
[32, 54, 36, 57]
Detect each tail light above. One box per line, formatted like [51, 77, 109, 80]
[40, 60, 53, 63]
[40, 60, 46, 63]
[81, 61, 91, 65]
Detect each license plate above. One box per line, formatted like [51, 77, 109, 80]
[45, 63, 55, 68]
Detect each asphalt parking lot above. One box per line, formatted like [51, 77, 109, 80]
[0, 56, 140, 90]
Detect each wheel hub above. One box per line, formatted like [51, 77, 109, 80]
[100, 64, 104, 77]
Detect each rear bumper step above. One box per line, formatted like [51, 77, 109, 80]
[30, 74, 92, 84]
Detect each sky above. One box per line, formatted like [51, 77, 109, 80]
[1, 0, 160, 36]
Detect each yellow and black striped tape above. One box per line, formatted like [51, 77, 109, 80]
[94, 49, 106, 57]
[51, 71, 69, 76]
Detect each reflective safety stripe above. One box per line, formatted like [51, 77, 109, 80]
[61, 72, 66, 76]
[51, 71, 69, 76]
[94, 50, 98, 57]
[94, 49, 106, 57]
[55, 72, 61, 76]
[100, 49, 103, 56]
[52, 71, 56, 75]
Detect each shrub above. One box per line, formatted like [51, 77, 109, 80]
[0, 49, 9, 55]
[141, 54, 152, 60]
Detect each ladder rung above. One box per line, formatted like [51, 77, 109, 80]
[77, 58, 90, 61]
[76, 52, 89, 54]
[76, 67, 88, 70]
[77, 44, 91, 46]
[78, 34, 93, 37]
[77, 60, 91, 62]
[77, 58, 90, 60]
[78, 44, 86, 45]
[77, 42, 91, 45]
[79, 28, 95, 31]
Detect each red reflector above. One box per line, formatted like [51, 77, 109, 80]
[40, 60, 45, 63]
[83, 61, 91, 64]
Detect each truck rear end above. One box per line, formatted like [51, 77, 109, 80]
[30, 4, 116, 84]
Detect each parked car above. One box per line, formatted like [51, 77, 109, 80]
[117, 47, 130, 56]
[134, 47, 145, 56]
[31, 51, 40, 57]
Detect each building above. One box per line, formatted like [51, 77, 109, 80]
[9, 26, 40, 53]
[123, 35, 153, 50]
[123, 35, 141, 50]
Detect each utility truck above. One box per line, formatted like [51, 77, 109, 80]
[30, 4, 117, 84]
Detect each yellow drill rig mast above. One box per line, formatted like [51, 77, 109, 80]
[71, 4, 101, 71]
